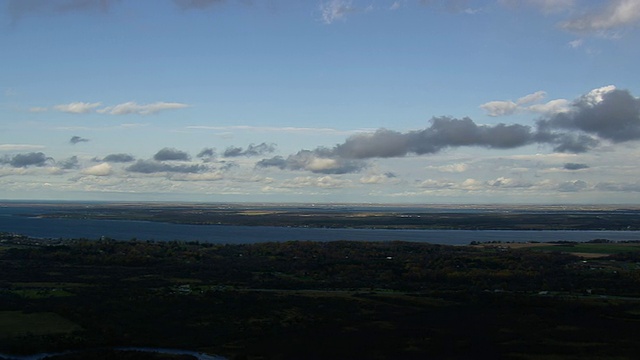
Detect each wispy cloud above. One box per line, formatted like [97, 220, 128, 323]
[498, 0, 575, 14]
[0, 144, 45, 151]
[223, 143, 276, 158]
[172, 0, 225, 10]
[561, 0, 640, 33]
[320, 0, 356, 24]
[480, 90, 570, 117]
[7, 0, 120, 23]
[54, 102, 102, 114]
[97, 101, 189, 115]
[43, 101, 189, 116]
[282, 175, 352, 189]
[187, 125, 367, 135]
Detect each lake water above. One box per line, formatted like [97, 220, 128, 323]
[1, 206, 640, 245]
[0, 347, 225, 360]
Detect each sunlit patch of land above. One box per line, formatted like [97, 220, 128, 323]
[478, 241, 640, 258]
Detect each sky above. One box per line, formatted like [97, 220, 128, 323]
[1, 0, 640, 204]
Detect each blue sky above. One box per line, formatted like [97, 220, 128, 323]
[1, 0, 640, 204]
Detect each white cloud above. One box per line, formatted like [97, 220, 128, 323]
[568, 38, 584, 48]
[283, 176, 351, 188]
[430, 163, 469, 173]
[487, 176, 532, 188]
[0, 144, 45, 151]
[390, 1, 401, 10]
[526, 99, 571, 114]
[97, 101, 189, 115]
[460, 178, 482, 190]
[360, 174, 387, 184]
[28, 107, 48, 113]
[481, 90, 571, 116]
[581, 85, 616, 106]
[82, 163, 112, 176]
[320, 0, 355, 24]
[306, 158, 339, 172]
[561, 0, 640, 32]
[517, 91, 547, 105]
[528, 0, 575, 13]
[53, 102, 102, 114]
[480, 100, 518, 117]
[499, 0, 575, 13]
[419, 179, 455, 189]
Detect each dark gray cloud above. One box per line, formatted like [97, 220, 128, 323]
[336, 117, 534, 159]
[102, 153, 135, 163]
[173, 0, 224, 10]
[223, 143, 276, 157]
[256, 156, 286, 168]
[219, 161, 238, 171]
[257, 117, 537, 174]
[126, 160, 205, 174]
[69, 136, 90, 145]
[197, 148, 216, 158]
[7, 0, 119, 22]
[223, 146, 245, 157]
[534, 132, 599, 153]
[564, 163, 589, 171]
[58, 156, 79, 169]
[1, 152, 52, 167]
[153, 148, 191, 161]
[537, 89, 640, 146]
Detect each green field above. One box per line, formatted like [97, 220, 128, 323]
[0, 311, 81, 338]
[534, 243, 640, 255]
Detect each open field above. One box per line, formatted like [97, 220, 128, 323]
[0, 311, 81, 339]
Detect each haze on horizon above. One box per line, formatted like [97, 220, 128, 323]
[1, 0, 640, 204]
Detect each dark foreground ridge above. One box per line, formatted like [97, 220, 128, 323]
[1, 234, 640, 359]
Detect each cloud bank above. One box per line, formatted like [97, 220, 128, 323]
[259, 86, 640, 174]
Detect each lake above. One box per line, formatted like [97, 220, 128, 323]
[1, 205, 640, 245]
